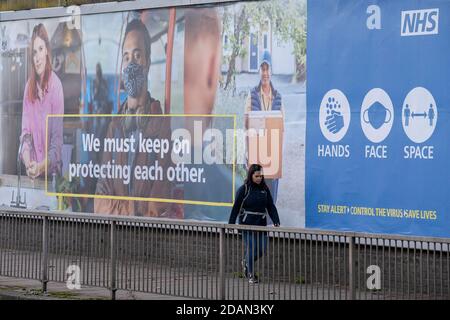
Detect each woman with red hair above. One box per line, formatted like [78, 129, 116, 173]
[21, 23, 63, 179]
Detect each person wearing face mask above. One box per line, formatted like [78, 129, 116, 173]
[94, 18, 176, 217]
[244, 50, 284, 205]
[20, 23, 64, 179]
[229, 164, 280, 284]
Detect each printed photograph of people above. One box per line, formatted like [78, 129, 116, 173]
[0, 0, 306, 228]
[182, 7, 243, 221]
[0, 17, 82, 211]
[244, 49, 283, 203]
[178, 0, 306, 226]
[213, 0, 306, 226]
[21, 23, 63, 181]
[77, 11, 123, 212]
[90, 11, 181, 217]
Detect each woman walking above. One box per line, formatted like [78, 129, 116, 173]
[229, 164, 280, 283]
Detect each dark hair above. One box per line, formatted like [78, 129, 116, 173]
[245, 164, 268, 189]
[122, 18, 151, 66]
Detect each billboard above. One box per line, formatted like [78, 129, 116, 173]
[5, 0, 447, 238]
[0, 1, 306, 227]
[306, 0, 450, 237]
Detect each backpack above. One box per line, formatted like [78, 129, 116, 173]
[238, 184, 268, 223]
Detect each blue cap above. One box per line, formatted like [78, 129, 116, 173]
[260, 50, 272, 68]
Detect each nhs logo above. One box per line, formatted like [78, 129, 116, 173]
[401, 8, 439, 36]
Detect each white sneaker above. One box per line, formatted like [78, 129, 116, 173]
[248, 274, 258, 284]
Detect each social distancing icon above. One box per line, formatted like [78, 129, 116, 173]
[402, 87, 437, 143]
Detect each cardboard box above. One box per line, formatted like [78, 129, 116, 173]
[246, 110, 284, 179]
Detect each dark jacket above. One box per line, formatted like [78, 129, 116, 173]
[250, 81, 282, 111]
[228, 182, 280, 226]
[94, 93, 176, 217]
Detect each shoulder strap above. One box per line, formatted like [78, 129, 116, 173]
[238, 184, 251, 216]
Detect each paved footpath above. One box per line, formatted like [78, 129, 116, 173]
[0, 276, 193, 300]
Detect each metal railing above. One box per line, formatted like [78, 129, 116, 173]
[1, 207, 449, 300]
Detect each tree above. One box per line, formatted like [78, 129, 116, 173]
[220, 0, 307, 91]
[220, 4, 250, 92]
[247, 0, 307, 82]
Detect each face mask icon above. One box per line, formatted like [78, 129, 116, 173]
[363, 101, 391, 129]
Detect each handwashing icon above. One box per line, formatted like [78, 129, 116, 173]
[324, 96, 345, 134]
[319, 89, 351, 143]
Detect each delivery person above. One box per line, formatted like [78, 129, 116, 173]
[244, 50, 283, 204]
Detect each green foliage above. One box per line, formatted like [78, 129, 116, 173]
[219, 4, 251, 91]
[220, 0, 307, 91]
[246, 0, 307, 81]
[295, 275, 306, 284]
[48, 291, 80, 299]
[0, 1, 127, 11]
[56, 175, 81, 211]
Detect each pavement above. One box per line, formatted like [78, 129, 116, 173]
[0, 276, 193, 300]
[0, 273, 359, 301]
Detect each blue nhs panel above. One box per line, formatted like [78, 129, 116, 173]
[306, 0, 450, 237]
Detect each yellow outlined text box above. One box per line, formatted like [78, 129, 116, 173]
[46, 114, 237, 207]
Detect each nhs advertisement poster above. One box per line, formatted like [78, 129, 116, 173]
[306, 0, 450, 237]
[3, 0, 449, 238]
